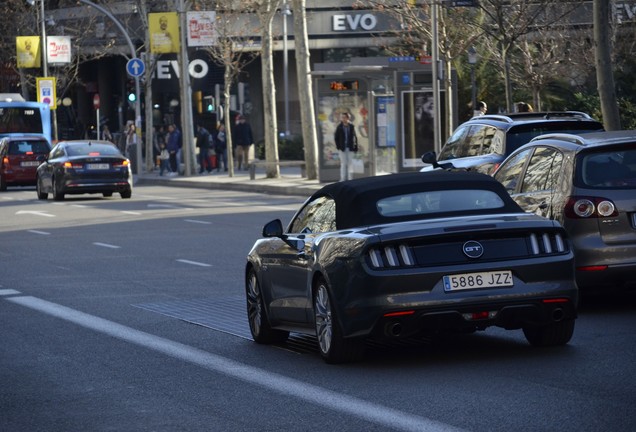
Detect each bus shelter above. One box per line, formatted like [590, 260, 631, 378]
[312, 57, 456, 182]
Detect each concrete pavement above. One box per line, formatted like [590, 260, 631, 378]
[134, 164, 327, 197]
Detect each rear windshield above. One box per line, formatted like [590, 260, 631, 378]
[579, 148, 636, 188]
[507, 122, 603, 155]
[8, 140, 50, 155]
[377, 189, 505, 217]
[66, 143, 121, 157]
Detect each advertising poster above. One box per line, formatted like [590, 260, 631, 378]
[317, 93, 369, 169]
[402, 90, 435, 168]
[16, 36, 41, 68]
[187, 11, 217, 47]
[37, 77, 57, 110]
[47, 36, 72, 64]
[149, 12, 180, 54]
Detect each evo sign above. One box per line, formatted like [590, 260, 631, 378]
[332, 13, 378, 31]
[152, 59, 209, 80]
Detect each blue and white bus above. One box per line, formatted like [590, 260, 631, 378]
[0, 94, 52, 143]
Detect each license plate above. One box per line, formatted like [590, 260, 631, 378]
[20, 161, 40, 167]
[87, 163, 109, 170]
[443, 270, 513, 292]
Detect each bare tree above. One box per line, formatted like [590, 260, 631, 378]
[202, 2, 259, 177]
[594, 0, 621, 130]
[249, 0, 284, 178]
[291, 0, 318, 179]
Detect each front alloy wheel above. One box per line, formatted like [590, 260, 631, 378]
[36, 177, 48, 200]
[52, 177, 64, 201]
[314, 279, 364, 364]
[246, 269, 288, 344]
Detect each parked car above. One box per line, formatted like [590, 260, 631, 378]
[0, 134, 51, 191]
[245, 171, 578, 363]
[36, 140, 132, 200]
[421, 112, 604, 174]
[493, 131, 636, 293]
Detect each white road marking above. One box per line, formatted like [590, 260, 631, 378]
[93, 242, 121, 249]
[147, 203, 180, 209]
[72, 204, 89, 208]
[121, 211, 142, 215]
[5, 295, 465, 432]
[0, 289, 21, 296]
[28, 230, 51, 235]
[16, 210, 55, 217]
[184, 219, 212, 225]
[176, 259, 212, 267]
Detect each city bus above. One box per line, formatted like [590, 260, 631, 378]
[0, 94, 52, 143]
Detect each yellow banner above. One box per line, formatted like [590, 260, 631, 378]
[16, 36, 41, 68]
[149, 12, 180, 54]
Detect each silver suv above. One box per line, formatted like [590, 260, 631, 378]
[421, 112, 604, 174]
[493, 130, 636, 293]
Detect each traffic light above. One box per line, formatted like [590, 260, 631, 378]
[204, 96, 215, 112]
[126, 79, 136, 103]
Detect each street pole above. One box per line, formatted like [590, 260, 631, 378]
[178, 0, 195, 176]
[35, 0, 59, 142]
[282, 0, 291, 138]
[431, 2, 441, 154]
[468, 46, 477, 115]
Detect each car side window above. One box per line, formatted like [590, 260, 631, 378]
[521, 147, 563, 193]
[464, 125, 487, 157]
[493, 148, 533, 194]
[288, 196, 336, 234]
[439, 125, 469, 160]
[481, 126, 503, 155]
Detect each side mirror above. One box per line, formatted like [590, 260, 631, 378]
[263, 219, 285, 238]
[421, 151, 438, 166]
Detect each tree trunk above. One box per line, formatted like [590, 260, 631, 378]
[594, 0, 621, 130]
[292, 0, 318, 180]
[261, 12, 280, 178]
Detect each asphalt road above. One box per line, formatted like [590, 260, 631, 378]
[1, 185, 635, 432]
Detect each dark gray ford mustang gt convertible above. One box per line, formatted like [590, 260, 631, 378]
[245, 171, 578, 363]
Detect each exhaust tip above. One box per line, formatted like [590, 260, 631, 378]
[552, 308, 564, 322]
[385, 322, 403, 337]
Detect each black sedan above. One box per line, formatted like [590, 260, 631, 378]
[36, 140, 132, 200]
[245, 171, 578, 363]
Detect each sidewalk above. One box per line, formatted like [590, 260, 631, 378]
[134, 164, 327, 197]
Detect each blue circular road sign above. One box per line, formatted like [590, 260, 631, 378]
[126, 58, 145, 77]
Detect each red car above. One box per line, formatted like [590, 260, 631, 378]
[0, 135, 51, 191]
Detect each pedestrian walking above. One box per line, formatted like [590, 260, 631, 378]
[101, 124, 114, 143]
[233, 115, 254, 171]
[196, 124, 213, 174]
[158, 142, 170, 176]
[125, 122, 137, 158]
[334, 112, 358, 181]
[166, 123, 182, 175]
[473, 101, 488, 118]
[214, 123, 228, 172]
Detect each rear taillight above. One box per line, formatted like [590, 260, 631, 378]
[63, 161, 83, 169]
[564, 196, 618, 219]
[367, 244, 416, 269]
[112, 160, 130, 168]
[2, 156, 9, 166]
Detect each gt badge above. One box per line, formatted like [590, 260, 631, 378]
[463, 241, 484, 258]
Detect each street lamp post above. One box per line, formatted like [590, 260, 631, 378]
[468, 46, 478, 115]
[28, 0, 59, 142]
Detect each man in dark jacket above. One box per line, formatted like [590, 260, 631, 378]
[196, 124, 212, 174]
[334, 112, 358, 181]
[233, 115, 254, 171]
[166, 123, 182, 175]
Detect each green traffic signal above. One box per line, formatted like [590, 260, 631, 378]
[128, 92, 136, 102]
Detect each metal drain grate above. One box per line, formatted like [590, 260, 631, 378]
[133, 296, 432, 356]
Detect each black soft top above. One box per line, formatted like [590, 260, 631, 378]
[310, 171, 522, 229]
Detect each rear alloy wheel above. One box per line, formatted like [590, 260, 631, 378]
[246, 269, 289, 344]
[103, 192, 113, 197]
[52, 177, 64, 201]
[314, 279, 364, 364]
[36, 177, 48, 200]
[120, 189, 132, 199]
[523, 319, 575, 347]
